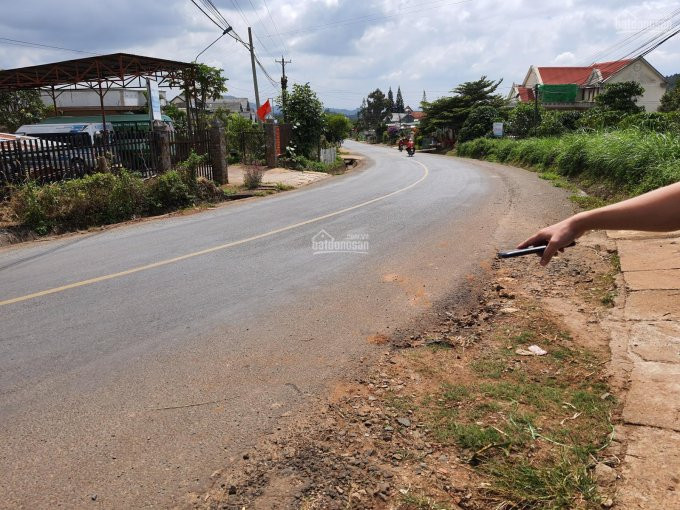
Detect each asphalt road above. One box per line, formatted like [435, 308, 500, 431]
[0, 141, 574, 508]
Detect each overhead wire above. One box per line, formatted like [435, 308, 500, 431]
[190, 0, 280, 92]
[585, 7, 680, 64]
[0, 37, 98, 55]
[262, 0, 289, 54]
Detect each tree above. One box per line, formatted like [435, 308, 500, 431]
[453, 76, 504, 106]
[279, 83, 324, 158]
[421, 90, 427, 106]
[194, 63, 229, 110]
[508, 103, 539, 138]
[323, 113, 352, 144]
[0, 89, 47, 132]
[458, 105, 501, 142]
[387, 87, 395, 114]
[659, 84, 680, 112]
[163, 103, 188, 133]
[395, 87, 405, 113]
[595, 81, 644, 113]
[359, 89, 390, 141]
[419, 76, 505, 140]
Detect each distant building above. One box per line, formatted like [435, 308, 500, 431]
[385, 106, 425, 130]
[509, 57, 667, 111]
[40, 88, 166, 116]
[170, 94, 254, 120]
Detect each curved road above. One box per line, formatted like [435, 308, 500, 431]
[0, 141, 573, 508]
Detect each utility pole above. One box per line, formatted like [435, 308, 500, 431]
[275, 55, 292, 122]
[534, 84, 540, 128]
[248, 27, 261, 111]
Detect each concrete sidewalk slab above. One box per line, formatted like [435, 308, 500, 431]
[618, 426, 680, 509]
[228, 165, 330, 188]
[624, 269, 680, 291]
[622, 361, 680, 431]
[611, 231, 680, 508]
[629, 322, 680, 363]
[624, 290, 680, 320]
[617, 238, 680, 272]
[608, 229, 680, 240]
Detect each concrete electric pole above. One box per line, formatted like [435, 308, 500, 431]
[275, 55, 292, 122]
[248, 27, 261, 111]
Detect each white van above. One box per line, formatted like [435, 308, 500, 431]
[15, 122, 114, 147]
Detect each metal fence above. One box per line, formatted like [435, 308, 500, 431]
[168, 129, 213, 179]
[0, 128, 216, 185]
[229, 129, 265, 165]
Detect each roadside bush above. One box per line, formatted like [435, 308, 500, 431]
[6, 151, 226, 235]
[243, 165, 265, 189]
[147, 170, 193, 213]
[535, 111, 565, 138]
[283, 154, 345, 173]
[458, 105, 501, 143]
[456, 129, 680, 194]
[617, 112, 680, 133]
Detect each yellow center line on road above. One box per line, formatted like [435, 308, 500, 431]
[0, 158, 430, 308]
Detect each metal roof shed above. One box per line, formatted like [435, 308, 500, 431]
[0, 53, 198, 133]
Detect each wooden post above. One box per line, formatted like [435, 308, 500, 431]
[264, 121, 277, 168]
[210, 119, 228, 184]
[153, 122, 172, 174]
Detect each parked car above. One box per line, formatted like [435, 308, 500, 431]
[11, 122, 115, 180]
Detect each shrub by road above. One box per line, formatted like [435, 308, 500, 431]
[2, 152, 225, 235]
[456, 129, 680, 196]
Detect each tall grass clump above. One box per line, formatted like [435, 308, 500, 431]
[456, 128, 680, 194]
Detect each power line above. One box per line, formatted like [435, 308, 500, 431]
[190, 0, 226, 31]
[262, 0, 289, 54]
[0, 37, 98, 55]
[585, 7, 680, 64]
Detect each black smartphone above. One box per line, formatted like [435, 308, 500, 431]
[498, 241, 575, 259]
[498, 245, 547, 258]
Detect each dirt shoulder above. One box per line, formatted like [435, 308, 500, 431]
[197, 231, 629, 509]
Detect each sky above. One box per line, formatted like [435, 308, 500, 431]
[1, 0, 680, 110]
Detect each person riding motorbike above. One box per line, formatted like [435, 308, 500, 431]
[406, 139, 415, 156]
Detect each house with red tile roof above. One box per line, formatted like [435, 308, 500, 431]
[508, 57, 667, 111]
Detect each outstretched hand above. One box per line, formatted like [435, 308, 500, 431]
[518, 217, 584, 266]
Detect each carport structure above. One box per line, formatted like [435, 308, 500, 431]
[0, 53, 198, 134]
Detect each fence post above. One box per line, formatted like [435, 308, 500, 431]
[210, 119, 228, 184]
[153, 122, 172, 174]
[264, 121, 277, 168]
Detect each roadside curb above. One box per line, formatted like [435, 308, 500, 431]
[606, 230, 680, 508]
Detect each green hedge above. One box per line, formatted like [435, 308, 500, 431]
[456, 129, 680, 194]
[6, 161, 225, 235]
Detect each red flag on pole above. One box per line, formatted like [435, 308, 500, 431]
[257, 99, 272, 121]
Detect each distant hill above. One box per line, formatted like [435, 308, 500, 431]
[326, 108, 359, 119]
[666, 74, 680, 90]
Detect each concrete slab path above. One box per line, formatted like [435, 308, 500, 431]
[608, 230, 680, 508]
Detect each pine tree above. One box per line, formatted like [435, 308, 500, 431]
[422, 90, 427, 105]
[395, 87, 405, 113]
[387, 87, 395, 114]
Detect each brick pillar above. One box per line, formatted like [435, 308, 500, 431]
[264, 121, 277, 168]
[210, 119, 228, 184]
[153, 122, 172, 174]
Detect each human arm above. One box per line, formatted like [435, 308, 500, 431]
[518, 181, 680, 265]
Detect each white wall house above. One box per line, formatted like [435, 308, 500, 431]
[508, 57, 667, 111]
[40, 88, 167, 115]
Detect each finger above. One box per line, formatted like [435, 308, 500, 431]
[517, 233, 546, 249]
[540, 241, 560, 266]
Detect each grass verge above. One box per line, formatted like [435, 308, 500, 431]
[456, 130, 680, 200]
